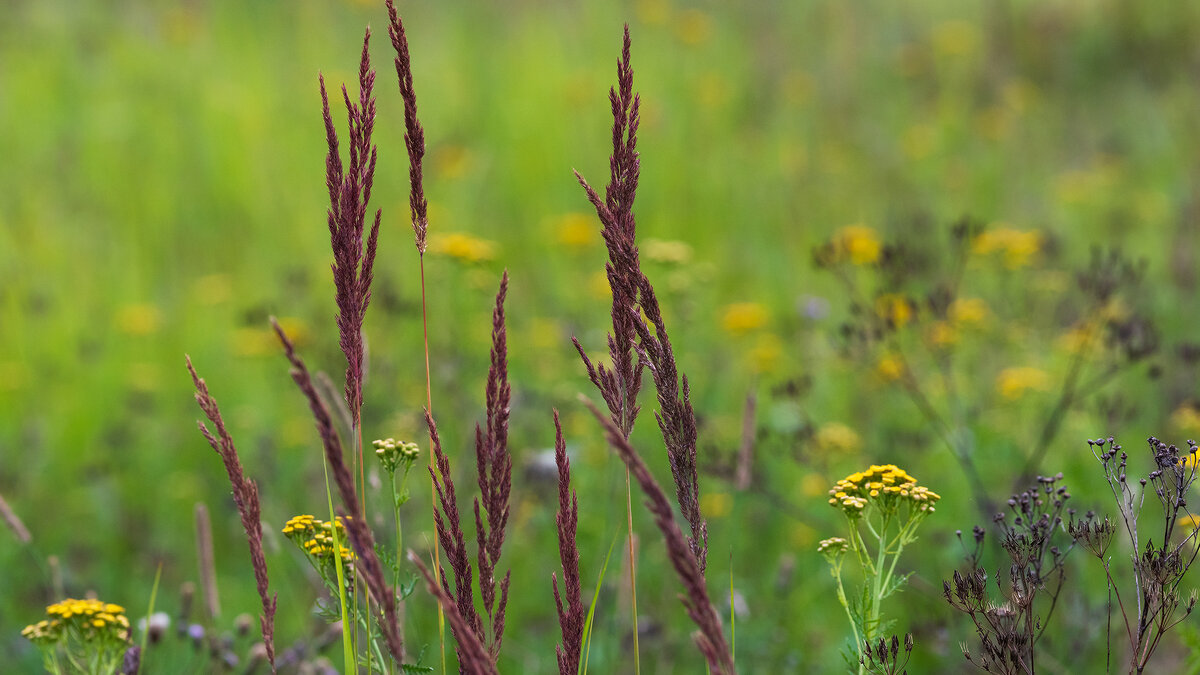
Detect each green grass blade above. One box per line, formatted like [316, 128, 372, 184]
[136, 562, 163, 675]
[580, 530, 620, 675]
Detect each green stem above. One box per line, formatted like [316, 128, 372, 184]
[323, 461, 355, 675]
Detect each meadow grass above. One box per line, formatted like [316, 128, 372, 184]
[3, 0, 1200, 672]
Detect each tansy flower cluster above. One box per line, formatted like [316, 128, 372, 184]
[22, 598, 131, 645]
[283, 515, 356, 565]
[827, 464, 940, 517]
[373, 437, 420, 474]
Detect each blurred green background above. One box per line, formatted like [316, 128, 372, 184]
[3, 0, 1200, 671]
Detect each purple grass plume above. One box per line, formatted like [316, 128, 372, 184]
[409, 551, 498, 675]
[270, 319, 405, 664]
[573, 25, 708, 573]
[186, 356, 277, 673]
[551, 410, 584, 675]
[572, 24, 644, 441]
[584, 399, 735, 674]
[320, 28, 381, 427]
[385, 0, 429, 254]
[426, 273, 514, 661]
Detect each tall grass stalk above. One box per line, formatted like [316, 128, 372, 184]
[383, 1, 445, 670]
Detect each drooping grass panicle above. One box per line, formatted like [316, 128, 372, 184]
[474, 271, 513, 658]
[185, 356, 277, 672]
[630, 273, 707, 572]
[425, 409, 485, 654]
[384, 0, 428, 254]
[574, 26, 708, 575]
[551, 410, 585, 675]
[320, 28, 381, 428]
[269, 320, 405, 663]
[408, 551, 498, 675]
[583, 399, 735, 674]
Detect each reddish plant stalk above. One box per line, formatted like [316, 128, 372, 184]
[551, 410, 585, 675]
[186, 357, 277, 673]
[271, 320, 405, 663]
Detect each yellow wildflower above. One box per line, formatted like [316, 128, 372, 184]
[1171, 403, 1200, 435]
[700, 491, 732, 518]
[749, 333, 783, 374]
[674, 9, 713, 46]
[950, 298, 989, 325]
[996, 367, 1051, 400]
[115, 303, 162, 336]
[832, 225, 882, 265]
[721, 302, 769, 336]
[643, 239, 693, 265]
[876, 354, 904, 381]
[875, 294, 913, 328]
[815, 423, 862, 454]
[973, 227, 1042, 269]
[827, 464, 939, 517]
[555, 212, 596, 250]
[927, 321, 959, 348]
[429, 232, 497, 263]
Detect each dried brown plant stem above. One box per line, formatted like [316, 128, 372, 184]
[384, 1, 445, 669]
[583, 398, 735, 674]
[271, 320, 405, 664]
[193, 503, 220, 622]
[186, 357, 277, 672]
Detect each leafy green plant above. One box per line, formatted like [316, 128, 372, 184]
[820, 464, 939, 672]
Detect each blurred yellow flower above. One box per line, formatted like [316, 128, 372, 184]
[701, 491, 732, 518]
[192, 274, 233, 305]
[675, 9, 714, 46]
[430, 232, 497, 264]
[876, 354, 904, 381]
[996, 367, 1051, 400]
[801, 473, 828, 498]
[950, 298, 989, 325]
[116, 304, 162, 336]
[973, 227, 1041, 269]
[901, 123, 939, 161]
[643, 239, 693, 265]
[434, 145, 473, 181]
[1057, 324, 1099, 356]
[832, 225, 882, 265]
[931, 19, 980, 57]
[875, 294, 913, 328]
[635, 0, 671, 26]
[815, 422, 862, 454]
[555, 212, 596, 250]
[927, 321, 959, 348]
[749, 333, 783, 374]
[1171, 403, 1200, 434]
[588, 270, 611, 301]
[232, 316, 308, 358]
[721, 302, 769, 336]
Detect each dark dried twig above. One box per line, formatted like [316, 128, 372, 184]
[270, 320, 404, 663]
[186, 356, 277, 672]
[551, 410, 585, 675]
[584, 399, 735, 674]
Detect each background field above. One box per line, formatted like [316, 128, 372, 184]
[3, 0, 1200, 671]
